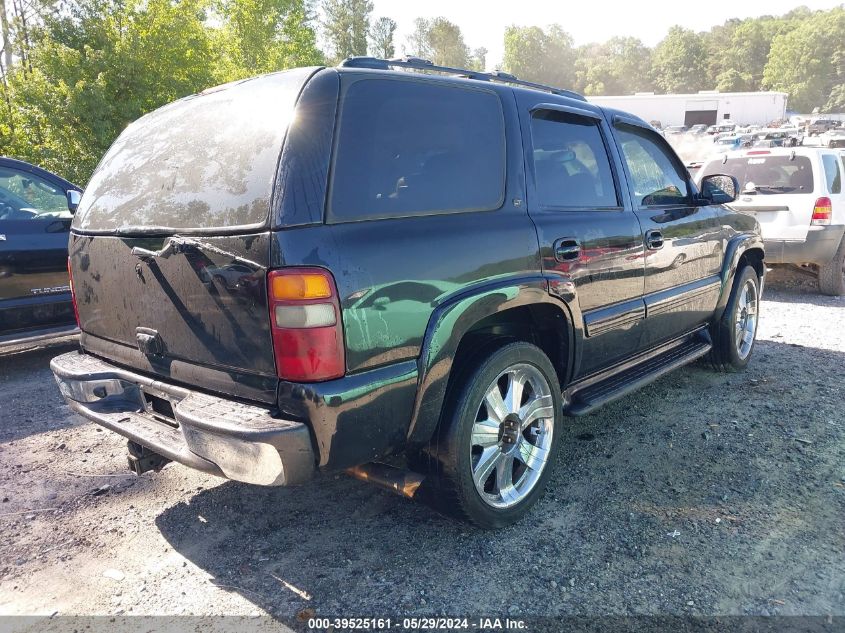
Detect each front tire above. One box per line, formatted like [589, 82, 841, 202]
[709, 265, 760, 372]
[818, 237, 845, 296]
[420, 342, 563, 529]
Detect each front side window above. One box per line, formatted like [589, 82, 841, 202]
[616, 125, 690, 207]
[530, 110, 618, 209]
[0, 167, 69, 220]
[822, 154, 842, 194]
[329, 79, 506, 221]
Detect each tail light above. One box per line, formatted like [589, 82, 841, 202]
[68, 257, 80, 325]
[811, 197, 832, 226]
[267, 267, 345, 382]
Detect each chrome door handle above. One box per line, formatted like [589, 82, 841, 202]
[554, 238, 580, 262]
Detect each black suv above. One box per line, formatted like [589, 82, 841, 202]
[51, 58, 764, 528]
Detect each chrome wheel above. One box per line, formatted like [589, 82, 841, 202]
[734, 277, 758, 360]
[470, 363, 555, 509]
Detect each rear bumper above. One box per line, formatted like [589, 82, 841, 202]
[764, 225, 845, 265]
[50, 351, 315, 486]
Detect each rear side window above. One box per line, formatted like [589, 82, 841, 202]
[822, 154, 841, 194]
[700, 155, 814, 195]
[530, 110, 618, 209]
[329, 79, 505, 221]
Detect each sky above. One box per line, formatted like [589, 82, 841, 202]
[367, 0, 844, 70]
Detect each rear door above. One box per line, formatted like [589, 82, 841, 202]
[515, 94, 646, 378]
[0, 164, 75, 336]
[611, 118, 723, 345]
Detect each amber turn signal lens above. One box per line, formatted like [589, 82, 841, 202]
[270, 273, 332, 301]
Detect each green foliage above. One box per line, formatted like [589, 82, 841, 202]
[321, 0, 371, 63]
[216, 0, 323, 80]
[503, 25, 575, 89]
[574, 36, 653, 95]
[469, 46, 487, 72]
[368, 16, 395, 58]
[650, 26, 708, 93]
[406, 17, 468, 68]
[763, 7, 845, 112]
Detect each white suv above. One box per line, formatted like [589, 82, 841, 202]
[698, 147, 845, 295]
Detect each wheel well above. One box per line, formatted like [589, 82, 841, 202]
[449, 304, 570, 391]
[739, 247, 765, 281]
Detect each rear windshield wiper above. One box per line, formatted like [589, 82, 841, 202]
[741, 185, 797, 194]
[130, 236, 265, 270]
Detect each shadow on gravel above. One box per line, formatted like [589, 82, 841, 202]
[154, 339, 845, 621]
[0, 341, 81, 443]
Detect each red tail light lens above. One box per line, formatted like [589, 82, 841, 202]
[68, 257, 80, 326]
[267, 268, 345, 382]
[811, 197, 832, 226]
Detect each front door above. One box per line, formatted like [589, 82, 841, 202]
[516, 95, 646, 378]
[611, 118, 723, 346]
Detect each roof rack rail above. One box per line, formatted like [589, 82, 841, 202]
[338, 56, 586, 102]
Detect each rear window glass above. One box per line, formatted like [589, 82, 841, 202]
[329, 79, 505, 221]
[530, 110, 618, 208]
[822, 154, 841, 194]
[74, 68, 315, 232]
[701, 155, 813, 195]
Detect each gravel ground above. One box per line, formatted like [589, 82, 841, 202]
[1, 267, 843, 628]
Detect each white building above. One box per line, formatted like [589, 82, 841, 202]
[587, 91, 788, 127]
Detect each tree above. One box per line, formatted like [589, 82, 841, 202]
[368, 16, 395, 58]
[405, 17, 468, 67]
[763, 7, 845, 112]
[216, 0, 323, 81]
[406, 17, 431, 58]
[469, 46, 487, 71]
[1, 0, 13, 71]
[427, 17, 468, 67]
[502, 24, 575, 89]
[651, 26, 708, 93]
[574, 36, 653, 95]
[322, 0, 371, 63]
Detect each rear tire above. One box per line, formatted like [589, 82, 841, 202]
[818, 237, 845, 296]
[418, 342, 563, 529]
[709, 265, 760, 372]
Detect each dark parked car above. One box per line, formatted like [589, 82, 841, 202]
[808, 119, 839, 136]
[0, 157, 81, 348]
[51, 57, 765, 528]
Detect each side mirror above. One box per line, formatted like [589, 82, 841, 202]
[699, 174, 739, 205]
[66, 189, 82, 214]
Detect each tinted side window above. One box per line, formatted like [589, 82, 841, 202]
[530, 110, 618, 209]
[329, 79, 506, 221]
[822, 154, 842, 194]
[0, 167, 69, 220]
[616, 125, 690, 207]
